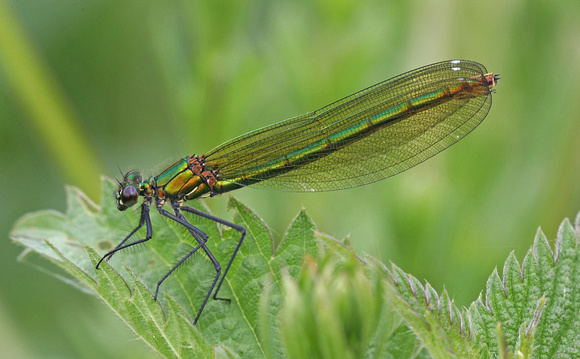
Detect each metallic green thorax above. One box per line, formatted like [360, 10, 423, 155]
[154, 157, 210, 200]
[150, 155, 241, 201]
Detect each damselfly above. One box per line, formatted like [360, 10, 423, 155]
[97, 59, 499, 324]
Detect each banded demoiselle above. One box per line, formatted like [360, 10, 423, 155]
[97, 59, 499, 324]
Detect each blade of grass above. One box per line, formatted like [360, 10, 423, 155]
[0, 0, 103, 200]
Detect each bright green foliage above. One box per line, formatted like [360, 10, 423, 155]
[10, 178, 580, 358]
[370, 214, 580, 358]
[278, 254, 421, 359]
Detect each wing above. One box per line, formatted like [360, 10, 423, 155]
[203, 60, 496, 192]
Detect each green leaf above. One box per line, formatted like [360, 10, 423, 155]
[10, 177, 417, 358]
[11, 176, 580, 358]
[370, 212, 580, 358]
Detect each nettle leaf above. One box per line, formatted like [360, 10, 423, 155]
[10, 177, 420, 358]
[11, 177, 580, 358]
[370, 212, 580, 358]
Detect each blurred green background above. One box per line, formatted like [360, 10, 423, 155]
[1, 0, 579, 357]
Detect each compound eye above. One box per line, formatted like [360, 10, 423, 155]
[119, 186, 139, 209]
[124, 171, 143, 186]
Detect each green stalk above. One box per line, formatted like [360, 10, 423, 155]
[0, 0, 103, 200]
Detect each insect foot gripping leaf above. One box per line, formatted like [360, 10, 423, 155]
[10, 178, 215, 357]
